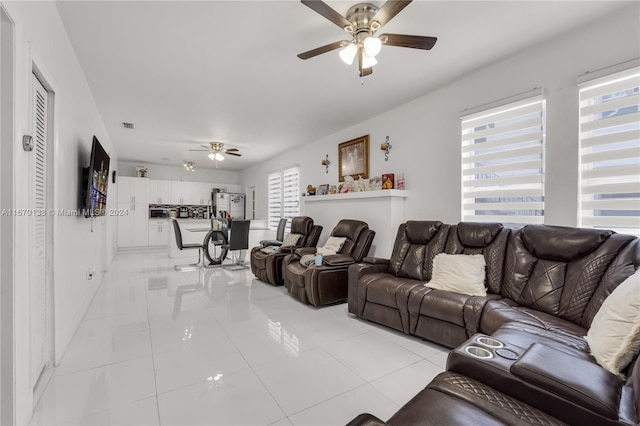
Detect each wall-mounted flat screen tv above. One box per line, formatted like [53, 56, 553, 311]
[85, 136, 110, 217]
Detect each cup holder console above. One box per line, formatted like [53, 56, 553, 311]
[476, 336, 504, 348]
[464, 345, 494, 359]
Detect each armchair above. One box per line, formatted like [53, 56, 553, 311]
[250, 216, 322, 286]
[283, 219, 375, 307]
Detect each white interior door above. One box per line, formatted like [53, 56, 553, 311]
[30, 72, 48, 389]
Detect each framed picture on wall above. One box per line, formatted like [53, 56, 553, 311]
[338, 135, 369, 182]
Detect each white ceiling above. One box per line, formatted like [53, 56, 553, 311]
[56, 0, 627, 171]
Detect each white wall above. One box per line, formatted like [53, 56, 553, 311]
[1, 2, 118, 423]
[119, 160, 241, 185]
[240, 4, 640, 256]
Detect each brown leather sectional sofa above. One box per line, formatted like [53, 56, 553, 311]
[347, 221, 639, 425]
[250, 216, 322, 286]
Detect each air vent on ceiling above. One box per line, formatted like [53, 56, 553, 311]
[122, 122, 134, 129]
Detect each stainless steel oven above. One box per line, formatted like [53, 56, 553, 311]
[149, 207, 170, 219]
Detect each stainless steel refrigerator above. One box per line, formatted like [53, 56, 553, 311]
[215, 192, 245, 220]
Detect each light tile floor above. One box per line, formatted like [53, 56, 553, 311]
[30, 250, 449, 426]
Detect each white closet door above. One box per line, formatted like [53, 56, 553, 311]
[31, 73, 48, 388]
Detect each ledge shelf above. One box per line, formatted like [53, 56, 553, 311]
[302, 189, 408, 202]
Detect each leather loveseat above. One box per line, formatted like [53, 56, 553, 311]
[346, 221, 639, 425]
[283, 219, 375, 307]
[250, 216, 322, 286]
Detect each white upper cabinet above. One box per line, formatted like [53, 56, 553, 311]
[117, 176, 148, 205]
[148, 179, 171, 204]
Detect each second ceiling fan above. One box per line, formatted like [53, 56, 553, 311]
[189, 142, 241, 162]
[297, 0, 437, 77]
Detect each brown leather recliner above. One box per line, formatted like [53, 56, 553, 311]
[348, 221, 450, 334]
[283, 219, 375, 307]
[250, 216, 322, 286]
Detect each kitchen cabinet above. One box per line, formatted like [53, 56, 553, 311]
[194, 182, 213, 205]
[170, 181, 186, 204]
[148, 220, 169, 246]
[148, 179, 170, 204]
[170, 181, 212, 205]
[117, 202, 149, 247]
[117, 176, 148, 205]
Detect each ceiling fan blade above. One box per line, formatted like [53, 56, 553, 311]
[301, 0, 351, 30]
[225, 152, 242, 157]
[188, 149, 209, 152]
[358, 49, 373, 77]
[297, 40, 348, 60]
[371, 1, 412, 28]
[379, 33, 437, 50]
[224, 148, 239, 152]
[200, 144, 210, 149]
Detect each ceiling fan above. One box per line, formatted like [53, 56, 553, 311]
[189, 142, 242, 161]
[297, 0, 437, 77]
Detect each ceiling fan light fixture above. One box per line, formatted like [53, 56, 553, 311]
[363, 36, 382, 57]
[362, 52, 378, 69]
[339, 43, 357, 65]
[215, 152, 225, 161]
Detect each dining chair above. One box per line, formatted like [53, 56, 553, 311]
[222, 219, 251, 270]
[171, 219, 205, 271]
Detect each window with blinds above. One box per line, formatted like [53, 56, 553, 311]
[267, 172, 282, 230]
[267, 166, 300, 232]
[461, 95, 545, 224]
[579, 66, 640, 235]
[282, 167, 300, 231]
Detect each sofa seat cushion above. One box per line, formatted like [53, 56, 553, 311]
[414, 289, 471, 326]
[359, 273, 422, 309]
[480, 299, 588, 338]
[492, 322, 591, 359]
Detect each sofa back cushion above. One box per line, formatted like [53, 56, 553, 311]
[330, 219, 369, 257]
[291, 216, 313, 236]
[388, 221, 450, 281]
[501, 224, 638, 326]
[445, 222, 510, 294]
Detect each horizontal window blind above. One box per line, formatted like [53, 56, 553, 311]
[267, 172, 282, 230]
[282, 167, 300, 232]
[461, 95, 545, 224]
[579, 66, 640, 235]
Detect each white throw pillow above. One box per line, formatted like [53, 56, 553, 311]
[323, 236, 347, 253]
[425, 253, 487, 297]
[585, 270, 640, 377]
[282, 233, 302, 247]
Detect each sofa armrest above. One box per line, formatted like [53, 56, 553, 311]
[345, 413, 389, 426]
[511, 343, 622, 419]
[347, 261, 390, 314]
[323, 254, 355, 266]
[259, 239, 282, 247]
[362, 256, 390, 265]
[294, 247, 317, 257]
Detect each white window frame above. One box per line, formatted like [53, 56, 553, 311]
[267, 166, 300, 232]
[460, 92, 546, 224]
[578, 64, 640, 235]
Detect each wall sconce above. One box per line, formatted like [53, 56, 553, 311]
[380, 136, 392, 161]
[321, 154, 331, 173]
[183, 161, 195, 172]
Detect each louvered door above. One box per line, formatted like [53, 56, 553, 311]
[31, 73, 48, 388]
